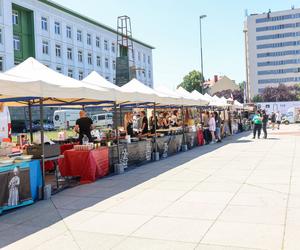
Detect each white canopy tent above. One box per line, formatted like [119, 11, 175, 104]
[1, 57, 115, 105]
[176, 87, 204, 106]
[190, 90, 209, 105]
[120, 79, 180, 105]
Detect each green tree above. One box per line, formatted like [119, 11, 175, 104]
[252, 95, 263, 102]
[177, 70, 204, 93]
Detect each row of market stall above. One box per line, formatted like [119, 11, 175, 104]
[0, 57, 246, 214]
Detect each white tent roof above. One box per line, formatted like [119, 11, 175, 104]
[3, 57, 114, 101]
[83, 71, 120, 90]
[190, 90, 209, 105]
[120, 79, 179, 105]
[176, 87, 203, 106]
[234, 100, 243, 108]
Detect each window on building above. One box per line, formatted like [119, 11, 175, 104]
[54, 22, 61, 35]
[138, 52, 141, 61]
[111, 43, 115, 53]
[56, 66, 62, 73]
[66, 26, 72, 39]
[105, 58, 109, 68]
[0, 56, 3, 71]
[67, 48, 72, 60]
[42, 41, 49, 55]
[0, 28, 3, 44]
[78, 71, 83, 80]
[55, 44, 61, 57]
[113, 78, 116, 84]
[87, 33, 91, 45]
[96, 56, 101, 67]
[148, 56, 151, 64]
[105, 76, 109, 81]
[68, 69, 73, 78]
[13, 35, 20, 51]
[112, 60, 116, 70]
[12, 10, 18, 25]
[78, 50, 83, 63]
[96, 36, 100, 48]
[77, 30, 82, 42]
[88, 53, 92, 65]
[41, 17, 48, 31]
[148, 70, 151, 79]
[104, 40, 108, 50]
[143, 54, 146, 63]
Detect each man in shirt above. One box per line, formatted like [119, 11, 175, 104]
[74, 110, 94, 144]
[252, 110, 262, 139]
[140, 111, 149, 134]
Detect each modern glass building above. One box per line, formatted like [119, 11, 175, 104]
[0, 0, 154, 87]
[245, 8, 300, 97]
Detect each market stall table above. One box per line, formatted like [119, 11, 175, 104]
[0, 160, 42, 214]
[59, 147, 109, 184]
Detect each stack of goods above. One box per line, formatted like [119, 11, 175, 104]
[74, 143, 94, 151]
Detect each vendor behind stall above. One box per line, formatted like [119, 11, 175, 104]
[140, 111, 149, 134]
[74, 110, 94, 144]
[150, 111, 158, 134]
[125, 112, 134, 137]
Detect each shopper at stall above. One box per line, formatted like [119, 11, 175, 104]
[161, 112, 170, 129]
[125, 112, 134, 137]
[214, 111, 222, 143]
[170, 110, 178, 127]
[252, 110, 262, 139]
[74, 110, 94, 144]
[149, 111, 158, 134]
[262, 110, 269, 139]
[276, 111, 282, 130]
[208, 112, 216, 144]
[271, 112, 276, 130]
[203, 111, 211, 145]
[140, 111, 149, 134]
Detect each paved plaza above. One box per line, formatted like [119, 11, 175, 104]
[1, 125, 300, 250]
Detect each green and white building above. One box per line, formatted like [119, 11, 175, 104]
[0, 0, 154, 86]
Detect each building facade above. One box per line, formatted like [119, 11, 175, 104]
[203, 75, 239, 95]
[0, 0, 154, 87]
[245, 8, 300, 98]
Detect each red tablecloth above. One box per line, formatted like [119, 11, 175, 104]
[58, 147, 109, 184]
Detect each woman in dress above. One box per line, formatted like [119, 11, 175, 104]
[8, 166, 20, 207]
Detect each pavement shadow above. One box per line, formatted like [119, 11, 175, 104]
[0, 131, 252, 248]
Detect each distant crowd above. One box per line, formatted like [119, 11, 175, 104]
[252, 110, 282, 139]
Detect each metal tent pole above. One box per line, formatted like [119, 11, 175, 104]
[39, 98, 45, 200]
[114, 102, 120, 165]
[181, 105, 188, 151]
[28, 102, 33, 143]
[153, 102, 159, 161]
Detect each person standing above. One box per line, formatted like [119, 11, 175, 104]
[252, 110, 262, 139]
[271, 112, 276, 130]
[140, 111, 149, 135]
[74, 110, 94, 144]
[214, 111, 222, 143]
[208, 112, 216, 144]
[203, 111, 211, 145]
[262, 110, 269, 139]
[276, 111, 282, 130]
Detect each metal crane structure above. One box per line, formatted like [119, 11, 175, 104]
[116, 15, 137, 87]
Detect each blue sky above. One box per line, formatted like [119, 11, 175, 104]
[59, 0, 298, 89]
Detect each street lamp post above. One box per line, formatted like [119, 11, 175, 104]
[243, 29, 250, 103]
[199, 15, 207, 94]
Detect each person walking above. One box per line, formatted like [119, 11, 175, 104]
[276, 111, 282, 130]
[203, 111, 211, 145]
[271, 112, 276, 130]
[262, 110, 269, 139]
[252, 110, 262, 139]
[208, 112, 216, 144]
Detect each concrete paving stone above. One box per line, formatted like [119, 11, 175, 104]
[287, 194, 300, 208]
[129, 189, 186, 202]
[68, 231, 125, 250]
[151, 180, 199, 191]
[57, 196, 110, 210]
[195, 244, 264, 250]
[109, 198, 172, 216]
[219, 205, 286, 225]
[82, 196, 127, 212]
[286, 207, 300, 226]
[201, 221, 284, 250]
[283, 224, 300, 250]
[71, 212, 152, 236]
[132, 216, 213, 243]
[246, 175, 291, 185]
[112, 237, 197, 250]
[239, 184, 289, 194]
[159, 201, 225, 220]
[230, 191, 288, 208]
[179, 191, 235, 205]
[33, 231, 79, 250]
[57, 209, 99, 228]
[193, 182, 242, 193]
